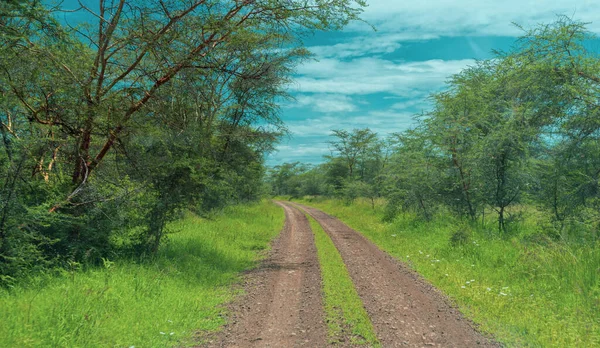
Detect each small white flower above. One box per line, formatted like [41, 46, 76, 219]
[471, 264, 475, 267]
[470, 279, 475, 282]
[445, 274, 449, 277]
[486, 288, 491, 291]
[461, 286, 466, 289]
[391, 234, 397, 237]
[419, 251, 423, 254]
[160, 332, 166, 335]
[170, 332, 175, 336]
[466, 281, 471, 284]
[499, 292, 507, 296]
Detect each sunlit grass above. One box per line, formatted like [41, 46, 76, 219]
[305, 213, 380, 346]
[0, 201, 284, 348]
[299, 197, 600, 348]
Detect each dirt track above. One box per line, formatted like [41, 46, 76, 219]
[203, 202, 498, 347]
[203, 202, 326, 347]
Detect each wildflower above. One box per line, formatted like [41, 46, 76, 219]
[486, 288, 491, 291]
[406, 255, 409, 258]
[391, 234, 397, 237]
[461, 286, 466, 289]
[160, 332, 166, 335]
[419, 251, 423, 254]
[470, 279, 475, 282]
[499, 292, 507, 296]
[466, 281, 471, 284]
[170, 332, 175, 336]
[445, 274, 449, 277]
[471, 264, 475, 267]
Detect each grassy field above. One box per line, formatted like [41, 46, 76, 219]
[305, 213, 379, 346]
[297, 197, 600, 347]
[0, 201, 284, 348]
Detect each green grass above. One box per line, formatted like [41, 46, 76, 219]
[0, 201, 284, 348]
[298, 197, 600, 348]
[305, 212, 380, 346]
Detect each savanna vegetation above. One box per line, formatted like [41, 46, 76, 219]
[0, 201, 284, 347]
[269, 17, 600, 347]
[0, 0, 365, 284]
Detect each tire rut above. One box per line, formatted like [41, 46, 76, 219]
[293, 202, 500, 348]
[202, 202, 326, 347]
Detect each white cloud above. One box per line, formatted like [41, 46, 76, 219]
[289, 94, 358, 113]
[391, 99, 432, 111]
[293, 57, 474, 96]
[308, 33, 408, 59]
[353, 0, 600, 37]
[286, 111, 417, 137]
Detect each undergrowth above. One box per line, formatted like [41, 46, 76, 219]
[298, 197, 600, 347]
[0, 201, 284, 348]
[305, 212, 379, 346]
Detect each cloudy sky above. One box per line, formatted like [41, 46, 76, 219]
[267, 0, 600, 165]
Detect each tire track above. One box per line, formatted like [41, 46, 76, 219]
[293, 202, 499, 348]
[203, 202, 326, 347]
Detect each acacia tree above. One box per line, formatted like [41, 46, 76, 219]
[0, 0, 368, 279]
[329, 128, 378, 178]
[3, 0, 366, 205]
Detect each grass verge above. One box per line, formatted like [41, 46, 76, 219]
[298, 197, 600, 348]
[305, 212, 380, 346]
[0, 201, 284, 348]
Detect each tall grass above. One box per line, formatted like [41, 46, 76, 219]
[0, 201, 284, 348]
[306, 213, 379, 346]
[298, 197, 600, 347]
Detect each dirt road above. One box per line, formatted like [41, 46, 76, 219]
[203, 202, 498, 347]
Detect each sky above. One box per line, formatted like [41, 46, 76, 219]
[266, 0, 600, 166]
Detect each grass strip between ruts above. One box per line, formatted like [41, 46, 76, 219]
[305, 212, 380, 346]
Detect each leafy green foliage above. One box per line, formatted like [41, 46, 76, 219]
[0, 201, 284, 347]
[301, 198, 600, 347]
[0, 0, 366, 283]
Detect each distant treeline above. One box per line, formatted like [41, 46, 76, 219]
[268, 17, 600, 242]
[0, 0, 365, 284]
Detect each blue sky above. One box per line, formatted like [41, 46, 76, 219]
[266, 0, 600, 165]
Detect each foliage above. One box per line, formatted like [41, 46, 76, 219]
[300, 198, 600, 348]
[0, 201, 284, 347]
[0, 0, 366, 283]
[271, 17, 600, 239]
